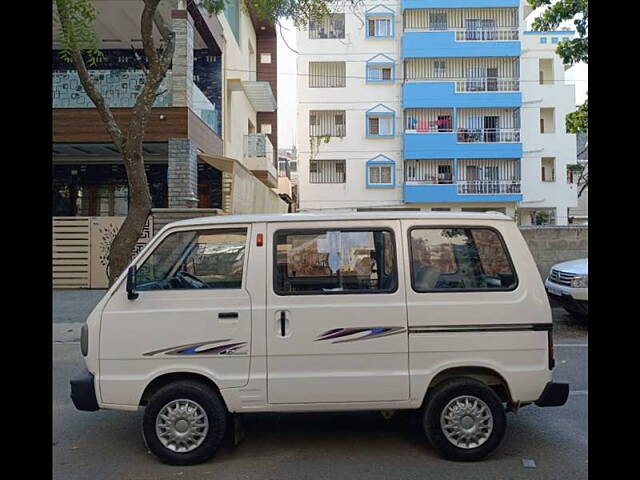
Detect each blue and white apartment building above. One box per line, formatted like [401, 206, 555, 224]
[296, 0, 578, 225]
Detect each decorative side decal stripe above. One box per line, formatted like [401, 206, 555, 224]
[143, 340, 248, 357]
[315, 327, 406, 344]
[408, 323, 552, 334]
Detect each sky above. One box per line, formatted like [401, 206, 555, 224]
[276, 14, 588, 150]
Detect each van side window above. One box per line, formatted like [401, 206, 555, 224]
[409, 228, 517, 291]
[135, 228, 247, 290]
[274, 229, 397, 294]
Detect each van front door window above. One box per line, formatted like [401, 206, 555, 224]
[135, 228, 248, 290]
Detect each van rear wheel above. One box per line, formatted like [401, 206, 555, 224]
[422, 378, 506, 461]
[142, 380, 227, 465]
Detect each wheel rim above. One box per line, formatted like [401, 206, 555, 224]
[440, 395, 494, 449]
[155, 399, 209, 453]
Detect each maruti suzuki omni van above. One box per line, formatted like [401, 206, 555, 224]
[70, 211, 568, 464]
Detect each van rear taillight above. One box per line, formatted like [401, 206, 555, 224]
[547, 329, 555, 370]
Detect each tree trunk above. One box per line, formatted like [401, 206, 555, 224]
[107, 146, 152, 284]
[56, 0, 173, 285]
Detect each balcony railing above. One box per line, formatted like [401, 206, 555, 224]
[457, 180, 521, 194]
[244, 133, 275, 167]
[52, 70, 172, 108]
[456, 128, 520, 143]
[309, 14, 345, 39]
[455, 77, 519, 92]
[454, 28, 519, 41]
[192, 83, 220, 135]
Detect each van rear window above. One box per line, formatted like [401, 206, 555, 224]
[409, 228, 517, 292]
[274, 229, 397, 295]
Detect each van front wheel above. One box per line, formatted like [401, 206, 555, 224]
[142, 380, 227, 465]
[423, 378, 506, 461]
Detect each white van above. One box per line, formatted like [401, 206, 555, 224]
[70, 212, 568, 464]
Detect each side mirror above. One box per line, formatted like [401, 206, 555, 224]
[126, 266, 139, 300]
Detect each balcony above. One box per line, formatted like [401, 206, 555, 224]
[404, 108, 522, 159]
[403, 158, 522, 203]
[403, 57, 521, 107]
[402, 1, 520, 8]
[53, 69, 222, 136]
[403, 30, 520, 58]
[404, 181, 522, 203]
[192, 83, 220, 135]
[405, 132, 522, 159]
[52, 70, 172, 108]
[403, 81, 521, 108]
[402, 7, 520, 58]
[244, 134, 277, 188]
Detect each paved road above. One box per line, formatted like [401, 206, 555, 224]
[53, 300, 587, 480]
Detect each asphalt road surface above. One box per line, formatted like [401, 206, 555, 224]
[53, 304, 587, 480]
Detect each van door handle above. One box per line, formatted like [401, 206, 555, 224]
[218, 312, 239, 319]
[277, 311, 290, 337]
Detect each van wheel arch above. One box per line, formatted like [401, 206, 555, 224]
[422, 367, 513, 407]
[139, 372, 226, 409]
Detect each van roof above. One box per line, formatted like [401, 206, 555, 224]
[166, 211, 513, 228]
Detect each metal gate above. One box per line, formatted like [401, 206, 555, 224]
[53, 216, 153, 289]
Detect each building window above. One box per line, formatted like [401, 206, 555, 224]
[367, 155, 395, 188]
[309, 62, 346, 88]
[366, 54, 395, 83]
[551, 37, 559, 44]
[367, 116, 394, 136]
[274, 229, 397, 295]
[541, 157, 556, 182]
[409, 228, 517, 291]
[369, 165, 392, 184]
[367, 64, 393, 82]
[309, 14, 345, 39]
[309, 159, 346, 183]
[136, 229, 248, 290]
[260, 53, 272, 64]
[366, 104, 395, 138]
[309, 110, 346, 137]
[540, 108, 555, 133]
[223, 0, 240, 43]
[540, 37, 548, 44]
[367, 16, 393, 37]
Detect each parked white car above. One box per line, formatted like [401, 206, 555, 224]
[70, 212, 568, 465]
[544, 258, 588, 317]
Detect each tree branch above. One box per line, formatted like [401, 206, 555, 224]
[55, 0, 124, 149]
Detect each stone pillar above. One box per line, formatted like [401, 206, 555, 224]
[171, 10, 194, 108]
[168, 138, 198, 208]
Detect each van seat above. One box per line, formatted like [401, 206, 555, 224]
[414, 265, 441, 290]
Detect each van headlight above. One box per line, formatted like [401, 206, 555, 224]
[571, 275, 588, 288]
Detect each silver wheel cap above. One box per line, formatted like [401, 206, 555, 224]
[155, 399, 209, 453]
[440, 395, 494, 449]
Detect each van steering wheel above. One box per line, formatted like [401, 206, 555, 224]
[175, 271, 208, 289]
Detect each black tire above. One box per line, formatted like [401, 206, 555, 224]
[422, 377, 506, 462]
[142, 380, 227, 465]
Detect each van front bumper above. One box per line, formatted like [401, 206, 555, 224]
[70, 369, 100, 412]
[535, 382, 569, 407]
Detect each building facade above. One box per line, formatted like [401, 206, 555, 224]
[53, 0, 286, 218]
[52, 0, 286, 288]
[296, 0, 578, 224]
